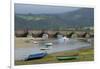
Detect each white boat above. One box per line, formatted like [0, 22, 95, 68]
[45, 43, 53, 46]
[40, 48, 49, 50]
[33, 41, 38, 44]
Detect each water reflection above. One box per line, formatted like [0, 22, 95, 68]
[57, 34, 69, 44]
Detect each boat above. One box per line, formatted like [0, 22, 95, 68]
[33, 41, 38, 44]
[45, 43, 53, 46]
[25, 53, 47, 61]
[40, 48, 49, 50]
[56, 56, 79, 60]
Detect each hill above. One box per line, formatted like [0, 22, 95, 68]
[15, 8, 94, 30]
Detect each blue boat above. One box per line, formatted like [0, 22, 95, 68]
[25, 53, 47, 61]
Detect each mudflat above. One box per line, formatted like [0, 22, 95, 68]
[15, 37, 44, 48]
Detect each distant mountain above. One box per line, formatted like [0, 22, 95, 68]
[15, 8, 94, 30]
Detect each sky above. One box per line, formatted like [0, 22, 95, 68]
[15, 3, 80, 14]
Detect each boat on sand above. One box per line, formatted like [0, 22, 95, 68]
[44, 43, 53, 46]
[56, 55, 79, 60]
[25, 53, 47, 61]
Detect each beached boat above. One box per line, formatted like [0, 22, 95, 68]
[45, 43, 53, 46]
[56, 56, 79, 60]
[33, 41, 38, 44]
[40, 48, 49, 50]
[25, 53, 47, 61]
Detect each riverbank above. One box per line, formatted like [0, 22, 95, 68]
[15, 48, 94, 65]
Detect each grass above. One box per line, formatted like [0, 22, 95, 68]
[15, 48, 94, 65]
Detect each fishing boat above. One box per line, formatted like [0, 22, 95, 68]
[56, 56, 79, 60]
[25, 53, 47, 61]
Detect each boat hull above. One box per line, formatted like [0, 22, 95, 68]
[56, 56, 79, 60]
[25, 53, 47, 61]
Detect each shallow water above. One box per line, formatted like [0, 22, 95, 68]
[15, 39, 91, 60]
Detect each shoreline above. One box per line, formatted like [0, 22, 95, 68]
[15, 48, 94, 65]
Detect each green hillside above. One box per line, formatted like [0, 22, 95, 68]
[15, 8, 94, 30]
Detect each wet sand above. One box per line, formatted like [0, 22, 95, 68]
[15, 37, 44, 48]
